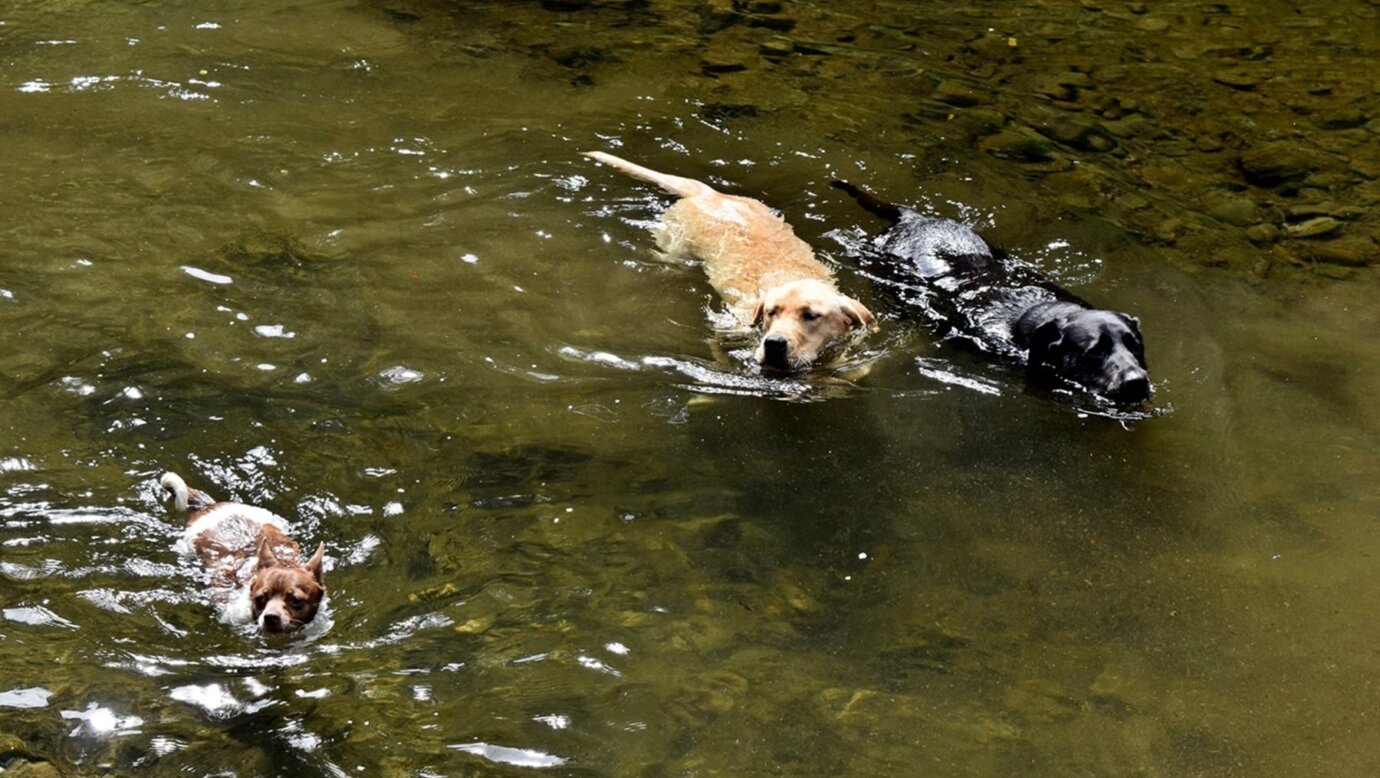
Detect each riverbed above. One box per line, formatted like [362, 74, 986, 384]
[1, 1, 1378, 775]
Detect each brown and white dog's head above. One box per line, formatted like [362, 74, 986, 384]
[250, 541, 325, 634]
[751, 279, 876, 371]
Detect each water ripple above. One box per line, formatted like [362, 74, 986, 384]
[60, 703, 144, 737]
[181, 265, 233, 285]
[558, 344, 862, 401]
[0, 687, 52, 709]
[2, 605, 79, 629]
[449, 742, 568, 769]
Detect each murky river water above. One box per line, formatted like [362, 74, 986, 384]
[2, 0, 1378, 775]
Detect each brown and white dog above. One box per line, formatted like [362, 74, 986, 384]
[160, 472, 325, 634]
[584, 151, 877, 371]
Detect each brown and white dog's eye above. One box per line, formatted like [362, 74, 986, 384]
[254, 593, 268, 610]
[287, 594, 302, 609]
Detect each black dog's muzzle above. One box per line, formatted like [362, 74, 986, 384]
[1105, 367, 1151, 403]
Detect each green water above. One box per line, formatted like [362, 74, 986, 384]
[1, 0, 1378, 775]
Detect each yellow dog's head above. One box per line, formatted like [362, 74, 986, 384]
[751, 279, 876, 371]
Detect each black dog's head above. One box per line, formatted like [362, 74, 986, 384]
[1027, 309, 1150, 403]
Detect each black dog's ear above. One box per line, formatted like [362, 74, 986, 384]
[1118, 313, 1147, 367]
[1027, 319, 1064, 366]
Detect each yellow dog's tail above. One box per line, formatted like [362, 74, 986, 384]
[582, 151, 715, 199]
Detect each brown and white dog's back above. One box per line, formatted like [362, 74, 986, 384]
[161, 472, 325, 634]
[584, 151, 875, 371]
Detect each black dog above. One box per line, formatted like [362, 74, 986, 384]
[834, 182, 1151, 404]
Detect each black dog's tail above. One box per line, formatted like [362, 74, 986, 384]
[831, 180, 904, 225]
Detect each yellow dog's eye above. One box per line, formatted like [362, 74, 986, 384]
[801, 309, 819, 321]
[766, 307, 779, 318]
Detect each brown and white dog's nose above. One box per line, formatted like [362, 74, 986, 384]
[262, 612, 285, 632]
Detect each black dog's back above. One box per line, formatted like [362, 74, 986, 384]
[832, 181, 1075, 297]
[834, 181, 1152, 403]
[832, 181, 1049, 352]
[832, 181, 994, 279]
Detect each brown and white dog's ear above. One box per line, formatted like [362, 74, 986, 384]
[305, 543, 325, 584]
[840, 296, 878, 332]
[750, 298, 765, 327]
[258, 538, 281, 568]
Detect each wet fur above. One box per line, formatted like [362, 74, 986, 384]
[160, 472, 325, 634]
[834, 181, 1151, 403]
[585, 151, 876, 370]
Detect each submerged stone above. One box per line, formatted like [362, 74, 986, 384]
[748, 14, 795, 32]
[1086, 133, 1116, 151]
[1314, 110, 1368, 130]
[1285, 216, 1342, 238]
[1304, 237, 1378, 266]
[1058, 71, 1095, 89]
[1033, 117, 1118, 152]
[454, 616, 494, 634]
[1238, 142, 1326, 185]
[758, 37, 794, 56]
[699, 0, 739, 32]
[409, 581, 461, 604]
[1034, 76, 1077, 102]
[2, 760, 61, 778]
[933, 79, 987, 107]
[952, 108, 1007, 138]
[1304, 170, 1354, 188]
[1202, 190, 1261, 226]
[701, 60, 749, 75]
[1155, 217, 1183, 242]
[980, 128, 1059, 161]
[1212, 70, 1257, 90]
[1286, 202, 1343, 219]
[966, 33, 1022, 61]
[700, 102, 760, 121]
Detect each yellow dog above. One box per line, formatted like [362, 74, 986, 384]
[585, 151, 876, 371]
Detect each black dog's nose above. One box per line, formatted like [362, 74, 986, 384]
[1111, 373, 1152, 403]
[262, 613, 284, 632]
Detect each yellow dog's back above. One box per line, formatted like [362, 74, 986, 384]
[584, 151, 831, 320]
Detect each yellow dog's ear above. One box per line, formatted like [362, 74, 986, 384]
[840, 296, 878, 332]
[750, 298, 765, 327]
